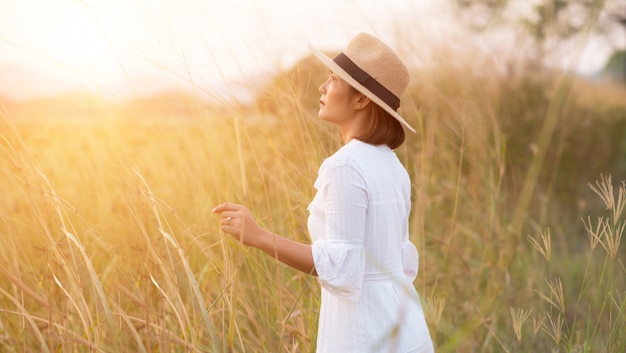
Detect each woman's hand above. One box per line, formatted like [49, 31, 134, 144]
[213, 202, 316, 275]
[212, 202, 268, 248]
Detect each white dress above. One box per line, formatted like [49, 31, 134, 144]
[307, 139, 434, 353]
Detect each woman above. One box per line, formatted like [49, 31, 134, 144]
[213, 32, 434, 353]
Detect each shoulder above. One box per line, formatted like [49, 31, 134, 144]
[320, 141, 356, 169]
[322, 140, 380, 167]
[315, 141, 369, 190]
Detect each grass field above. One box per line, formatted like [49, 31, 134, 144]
[1, 47, 626, 352]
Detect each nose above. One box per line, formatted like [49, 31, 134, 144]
[319, 79, 328, 94]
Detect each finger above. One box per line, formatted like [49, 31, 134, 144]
[219, 214, 242, 231]
[219, 211, 237, 220]
[212, 203, 228, 214]
[220, 224, 240, 236]
[220, 224, 233, 235]
[212, 202, 239, 214]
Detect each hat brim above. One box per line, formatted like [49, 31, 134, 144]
[309, 45, 416, 133]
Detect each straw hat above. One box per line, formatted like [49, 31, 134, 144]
[309, 32, 415, 133]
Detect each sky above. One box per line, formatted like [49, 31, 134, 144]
[0, 0, 620, 103]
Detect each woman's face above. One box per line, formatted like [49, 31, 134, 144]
[318, 73, 357, 125]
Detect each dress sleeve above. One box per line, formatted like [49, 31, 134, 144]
[311, 162, 367, 302]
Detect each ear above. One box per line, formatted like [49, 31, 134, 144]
[354, 95, 372, 110]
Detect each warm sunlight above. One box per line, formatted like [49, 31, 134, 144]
[1, 0, 155, 98]
[0, 0, 445, 100]
[40, 2, 121, 84]
[0, 0, 618, 101]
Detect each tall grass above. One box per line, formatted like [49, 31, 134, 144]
[0, 95, 325, 351]
[1, 37, 626, 353]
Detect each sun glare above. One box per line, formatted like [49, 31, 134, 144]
[0, 0, 455, 100]
[2, 0, 155, 97]
[2, 0, 268, 99]
[51, 4, 113, 70]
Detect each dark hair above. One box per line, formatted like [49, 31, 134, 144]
[356, 102, 405, 149]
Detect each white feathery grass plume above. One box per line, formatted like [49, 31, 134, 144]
[426, 296, 446, 329]
[581, 215, 606, 250]
[510, 307, 532, 343]
[542, 313, 564, 345]
[535, 277, 565, 314]
[533, 313, 543, 334]
[527, 228, 551, 261]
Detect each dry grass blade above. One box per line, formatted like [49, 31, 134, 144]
[114, 306, 148, 353]
[0, 288, 50, 353]
[234, 112, 248, 200]
[148, 272, 189, 344]
[133, 166, 217, 348]
[35, 166, 111, 319]
[52, 273, 92, 343]
[113, 281, 146, 307]
[0, 264, 49, 309]
[118, 314, 196, 349]
[0, 308, 102, 351]
[131, 166, 168, 239]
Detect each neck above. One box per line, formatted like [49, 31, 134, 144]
[340, 128, 358, 144]
[339, 112, 366, 144]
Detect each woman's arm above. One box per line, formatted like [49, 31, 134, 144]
[212, 203, 317, 276]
